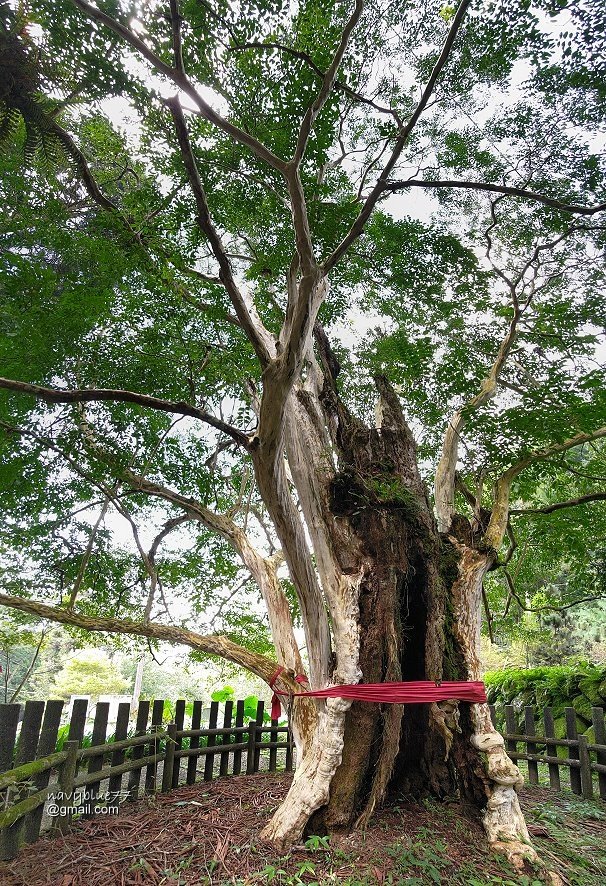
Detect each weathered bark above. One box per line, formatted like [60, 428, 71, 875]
[256, 365, 534, 864]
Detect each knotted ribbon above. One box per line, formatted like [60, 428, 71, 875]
[269, 667, 309, 720]
[268, 666, 487, 720]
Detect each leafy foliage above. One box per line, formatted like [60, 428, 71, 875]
[485, 663, 606, 741]
[0, 0, 604, 669]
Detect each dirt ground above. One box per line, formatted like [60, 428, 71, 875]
[1, 774, 604, 885]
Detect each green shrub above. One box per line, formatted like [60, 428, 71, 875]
[484, 664, 606, 734]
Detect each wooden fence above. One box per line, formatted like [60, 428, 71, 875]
[0, 697, 293, 860]
[489, 703, 606, 801]
[2, 699, 604, 861]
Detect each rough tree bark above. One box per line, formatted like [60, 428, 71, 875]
[250, 337, 534, 866]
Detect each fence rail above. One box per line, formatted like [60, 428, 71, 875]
[0, 697, 293, 860]
[489, 703, 606, 801]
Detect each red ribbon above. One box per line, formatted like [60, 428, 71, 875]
[268, 672, 487, 720]
[269, 667, 309, 720]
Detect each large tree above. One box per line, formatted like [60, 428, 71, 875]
[1, 0, 605, 866]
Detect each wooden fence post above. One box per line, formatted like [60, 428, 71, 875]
[592, 706, 606, 801]
[565, 708, 582, 795]
[1, 700, 44, 858]
[524, 707, 539, 784]
[186, 701, 202, 785]
[108, 702, 131, 814]
[285, 721, 294, 773]
[67, 698, 88, 744]
[578, 735, 593, 800]
[23, 699, 64, 843]
[172, 700, 186, 789]
[254, 701, 264, 772]
[145, 700, 164, 794]
[127, 700, 150, 801]
[0, 703, 22, 861]
[543, 707, 561, 792]
[162, 723, 177, 793]
[504, 705, 517, 757]
[246, 720, 256, 775]
[269, 718, 278, 772]
[233, 700, 244, 776]
[203, 701, 219, 782]
[84, 702, 109, 817]
[219, 700, 233, 778]
[53, 740, 79, 836]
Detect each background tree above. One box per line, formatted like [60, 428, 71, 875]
[49, 647, 128, 700]
[0, 613, 46, 703]
[0, 0, 605, 867]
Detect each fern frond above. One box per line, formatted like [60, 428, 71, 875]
[0, 104, 21, 144]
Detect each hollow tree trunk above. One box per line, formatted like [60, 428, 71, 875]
[259, 366, 533, 865]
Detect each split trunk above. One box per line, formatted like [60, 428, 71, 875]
[256, 369, 532, 862]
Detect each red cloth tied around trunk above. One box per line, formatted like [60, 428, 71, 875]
[268, 668, 487, 720]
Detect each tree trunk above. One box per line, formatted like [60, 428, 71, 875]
[259, 369, 534, 866]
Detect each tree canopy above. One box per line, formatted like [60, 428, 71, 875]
[2, 0, 606, 857]
[1, 0, 604, 656]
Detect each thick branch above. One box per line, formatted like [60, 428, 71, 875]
[169, 0, 185, 73]
[251, 447, 333, 687]
[0, 377, 248, 446]
[166, 97, 275, 366]
[1, 418, 301, 670]
[323, 0, 471, 272]
[383, 179, 606, 216]
[71, 0, 286, 173]
[0, 594, 279, 684]
[292, 0, 364, 165]
[509, 491, 606, 515]
[124, 473, 304, 671]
